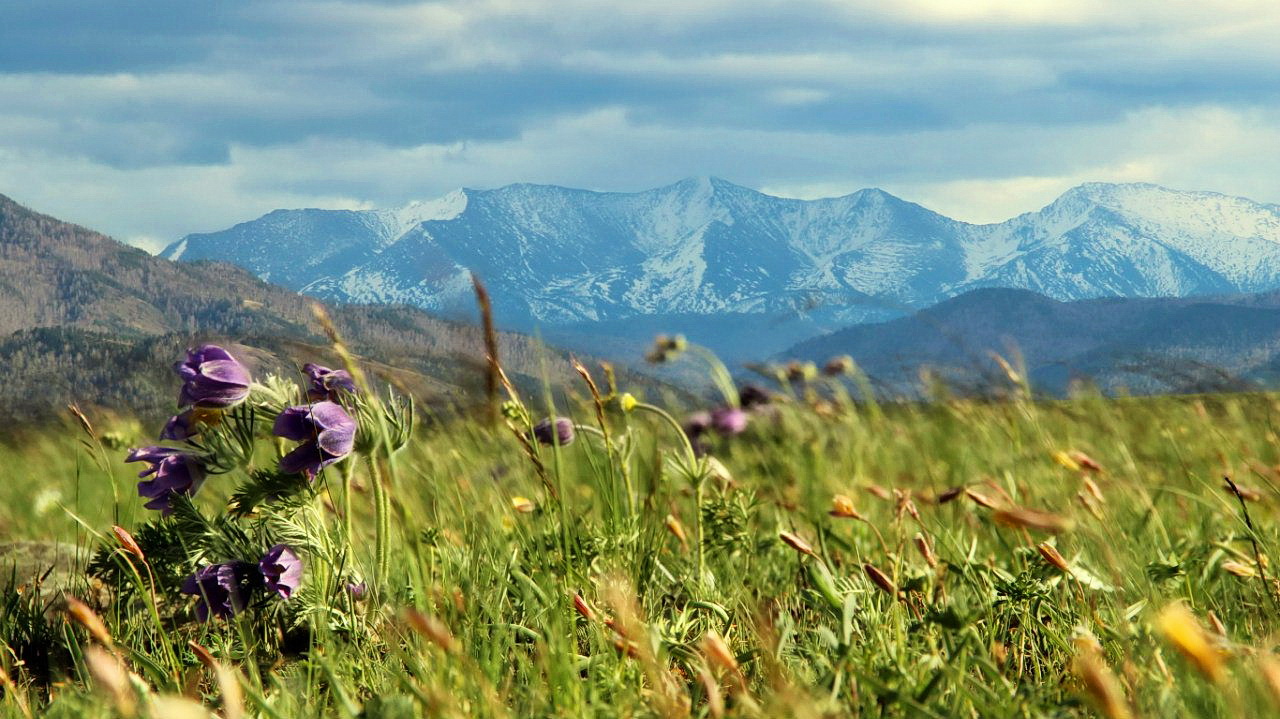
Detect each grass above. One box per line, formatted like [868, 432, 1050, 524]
[4, 364, 1280, 718]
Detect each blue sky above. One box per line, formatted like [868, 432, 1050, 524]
[2, 0, 1279, 250]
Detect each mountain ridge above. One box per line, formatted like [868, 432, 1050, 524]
[161, 178, 1280, 358]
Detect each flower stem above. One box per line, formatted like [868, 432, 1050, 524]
[366, 454, 390, 592]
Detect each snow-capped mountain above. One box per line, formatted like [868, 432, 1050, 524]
[161, 178, 1280, 356]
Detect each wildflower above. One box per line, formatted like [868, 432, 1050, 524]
[303, 362, 357, 401]
[646, 334, 687, 363]
[511, 496, 536, 513]
[346, 581, 368, 601]
[273, 401, 356, 478]
[258, 544, 303, 599]
[159, 406, 223, 440]
[823, 355, 854, 376]
[126, 446, 206, 515]
[531, 417, 575, 446]
[181, 561, 260, 621]
[709, 407, 748, 437]
[619, 393, 638, 412]
[175, 344, 252, 409]
[829, 494, 864, 520]
[785, 361, 818, 383]
[683, 411, 711, 457]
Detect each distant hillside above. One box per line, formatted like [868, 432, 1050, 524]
[0, 193, 637, 421]
[782, 288, 1280, 395]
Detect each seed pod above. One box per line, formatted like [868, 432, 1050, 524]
[701, 631, 740, 674]
[965, 488, 1000, 509]
[937, 486, 965, 504]
[1036, 542, 1071, 573]
[1070, 451, 1103, 473]
[665, 514, 689, 550]
[863, 563, 897, 597]
[779, 531, 815, 557]
[572, 593, 596, 622]
[111, 526, 144, 561]
[914, 532, 938, 568]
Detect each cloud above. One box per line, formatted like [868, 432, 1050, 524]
[0, 0, 1278, 243]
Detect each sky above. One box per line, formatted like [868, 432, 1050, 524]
[2, 0, 1279, 252]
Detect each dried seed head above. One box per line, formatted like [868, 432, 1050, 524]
[865, 484, 892, 501]
[1070, 451, 1103, 473]
[1072, 642, 1132, 719]
[992, 507, 1075, 534]
[1155, 603, 1225, 683]
[1259, 654, 1280, 708]
[914, 532, 938, 568]
[701, 631, 740, 674]
[572, 593, 596, 622]
[1036, 542, 1071, 573]
[84, 645, 134, 716]
[779, 531, 815, 557]
[863, 563, 897, 597]
[1206, 610, 1227, 638]
[1082, 477, 1106, 503]
[111, 526, 144, 561]
[665, 514, 689, 549]
[404, 609, 459, 654]
[829, 494, 865, 520]
[64, 597, 113, 648]
[937, 486, 965, 504]
[990, 642, 1008, 665]
[1221, 560, 1257, 578]
[1224, 479, 1263, 502]
[965, 488, 1000, 509]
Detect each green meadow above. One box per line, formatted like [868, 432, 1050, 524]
[4, 356, 1280, 718]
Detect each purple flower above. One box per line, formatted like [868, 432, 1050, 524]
[345, 581, 368, 601]
[273, 401, 356, 478]
[125, 446, 206, 515]
[258, 544, 304, 599]
[710, 407, 749, 437]
[532, 417, 575, 446]
[683, 411, 712, 457]
[303, 363, 357, 401]
[158, 407, 223, 441]
[181, 561, 260, 621]
[176, 345, 252, 409]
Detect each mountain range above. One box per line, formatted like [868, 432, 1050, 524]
[162, 178, 1280, 359]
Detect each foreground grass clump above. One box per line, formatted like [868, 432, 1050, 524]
[3, 352, 1280, 717]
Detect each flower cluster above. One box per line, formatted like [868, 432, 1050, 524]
[117, 346, 377, 624]
[181, 544, 303, 621]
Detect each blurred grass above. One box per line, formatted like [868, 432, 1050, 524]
[5, 386, 1280, 717]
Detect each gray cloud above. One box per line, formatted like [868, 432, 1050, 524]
[0, 0, 1277, 244]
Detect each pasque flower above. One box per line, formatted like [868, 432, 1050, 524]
[181, 561, 261, 621]
[125, 446, 206, 514]
[258, 544, 304, 599]
[303, 363, 357, 401]
[176, 345, 252, 408]
[709, 407, 749, 436]
[532, 417, 575, 446]
[273, 401, 356, 478]
[158, 406, 224, 441]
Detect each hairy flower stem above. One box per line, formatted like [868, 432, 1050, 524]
[366, 454, 391, 592]
[342, 457, 356, 549]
